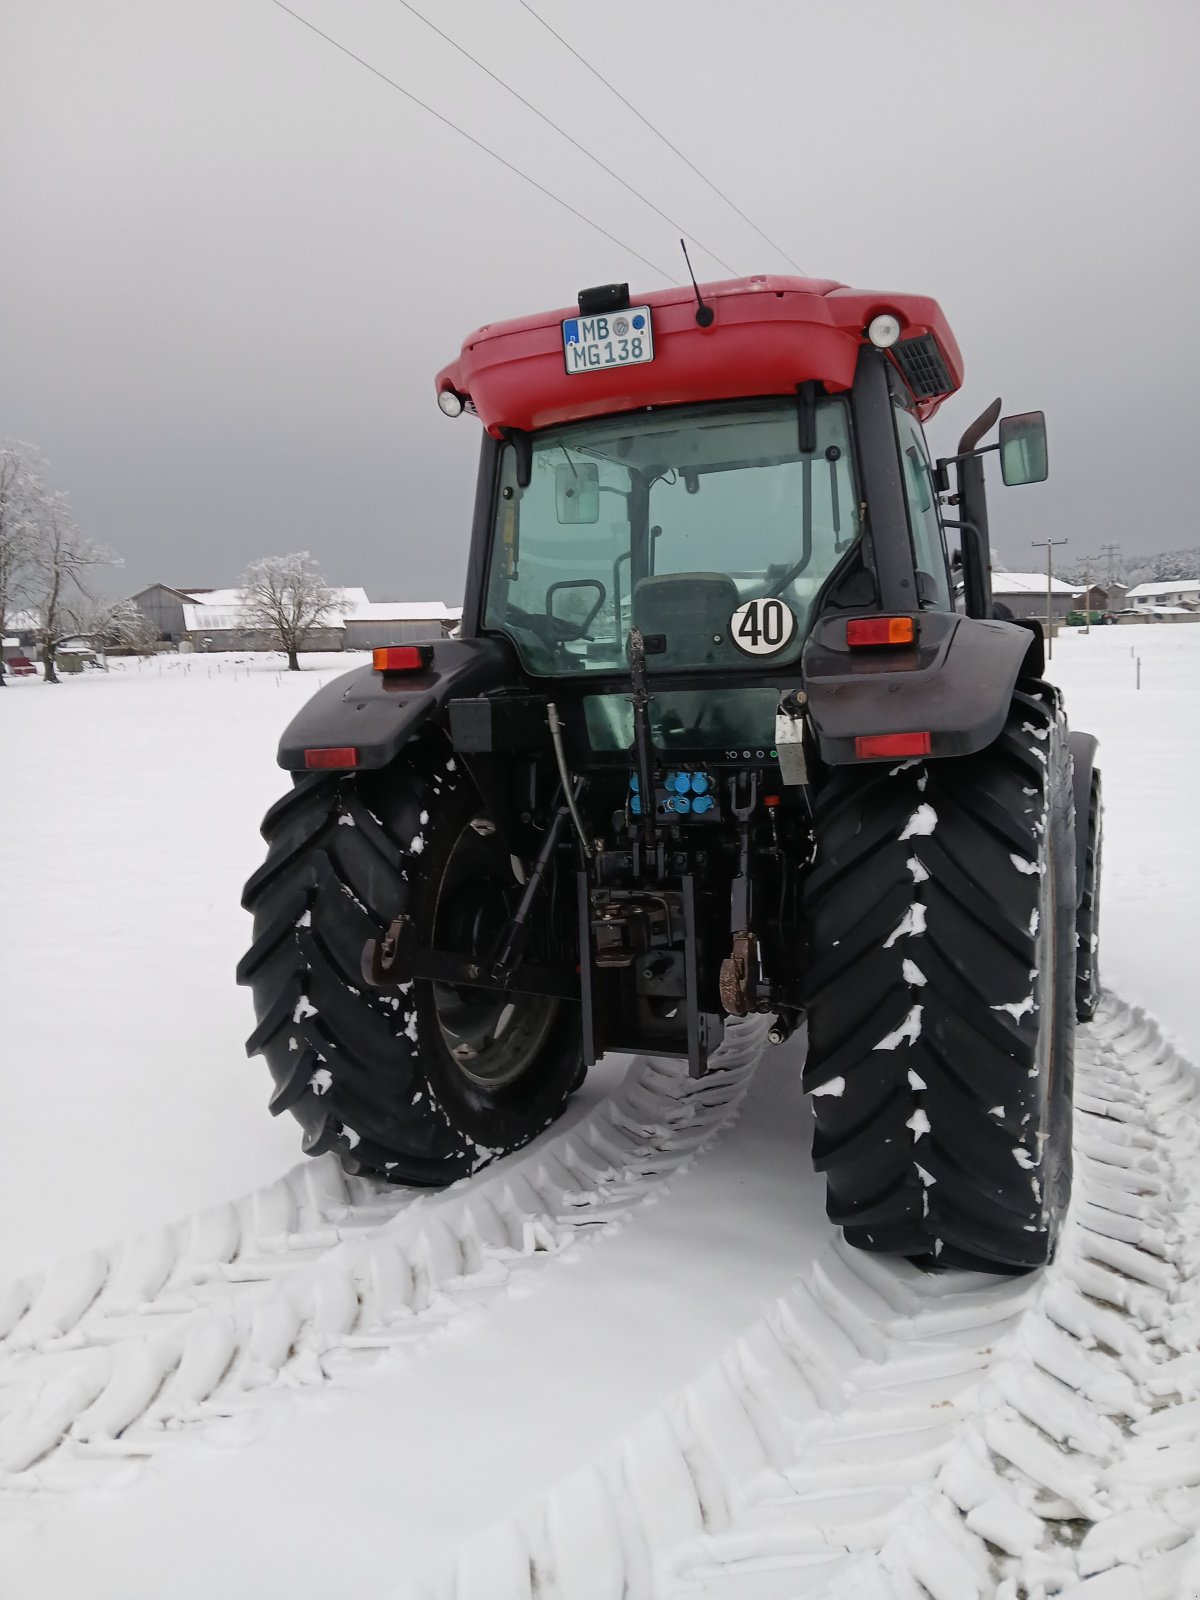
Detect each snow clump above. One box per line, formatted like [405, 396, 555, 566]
[900, 803, 937, 840]
[876, 1005, 923, 1050]
[993, 994, 1037, 1021]
[884, 904, 927, 947]
[811, 1076, 846, 1098]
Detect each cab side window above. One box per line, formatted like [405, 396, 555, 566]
[893, 404, 952, 609]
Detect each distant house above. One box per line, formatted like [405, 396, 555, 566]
[1126, 580, 1200, 611]
[990, 571, 1076, 621]
[1072, 582, 1128, 613]
[3, 610, 40, 647]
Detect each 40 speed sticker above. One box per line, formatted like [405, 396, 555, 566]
[729, 597, 797, 656]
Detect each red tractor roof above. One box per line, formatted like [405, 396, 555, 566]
[436, 275, 963, 436]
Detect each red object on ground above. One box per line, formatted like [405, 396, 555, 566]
[5, 657, 37, 676]
[437, 275, 963, 436]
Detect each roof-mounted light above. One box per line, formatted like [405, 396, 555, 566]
[867, 313, 902, 349]
[437, 388, 464, 417]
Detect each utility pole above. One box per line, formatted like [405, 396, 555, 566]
[1032, 538, 1068, 659]
[1078, 553, 1103, 634]
[1100, 541, 1121, 591]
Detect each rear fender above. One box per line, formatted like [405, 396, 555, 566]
[277, 636, 519, 771]
[802, 612, 1043, 764]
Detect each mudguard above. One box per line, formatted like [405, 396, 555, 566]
[802, 612, 1044, 764]
[1068, 730, 1100, 906]
[276, 636, 519, 771]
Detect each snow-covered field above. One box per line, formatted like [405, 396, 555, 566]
[1, 628, 1198, 1599]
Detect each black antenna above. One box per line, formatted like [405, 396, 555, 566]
[680, 240, 714, 327]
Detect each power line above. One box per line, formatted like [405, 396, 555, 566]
[393, 0, 737, 278]
[264, 0, 679, 283]
[518, 0, 805, 276]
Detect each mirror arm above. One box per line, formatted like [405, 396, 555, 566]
[933, 443, 998, 494]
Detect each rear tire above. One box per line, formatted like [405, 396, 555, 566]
[237, 731, 584, 1183]
[1075, 770, 1103, 1022]
[802, 686, 1077, 1273]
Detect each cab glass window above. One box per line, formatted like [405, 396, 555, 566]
[893, 403, 952, 609]
[482, 398, 860, 675]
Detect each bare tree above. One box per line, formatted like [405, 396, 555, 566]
[237, 552, 336, 671]
[31, 498, 118, 684]
[0, 443, 44, 687]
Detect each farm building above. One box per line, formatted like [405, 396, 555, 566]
[1072, 582, 1128, 613]
[127, 584, 461, 652]
[180, 588, 367, 652]
[989, 571, 1077, 621]
[126, 585, 197, 644]
[342, 601, 461, 648]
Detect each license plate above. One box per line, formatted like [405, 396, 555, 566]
[562, 307, 654, 374]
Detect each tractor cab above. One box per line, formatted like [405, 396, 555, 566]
[440, 278, 968, 679]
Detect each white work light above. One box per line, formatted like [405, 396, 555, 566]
[437, 389, 464, 417]
[867, 313, 902, 349]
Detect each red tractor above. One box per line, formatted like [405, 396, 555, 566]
[239, 274, 1102, 1273]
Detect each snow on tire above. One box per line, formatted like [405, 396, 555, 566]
[802, 685, 1077, 1272]
[237, 730, 584, 1184]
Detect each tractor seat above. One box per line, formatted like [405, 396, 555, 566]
[632, 572, 740, 667]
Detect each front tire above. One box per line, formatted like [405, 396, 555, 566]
[802, 687, 1077, 1273]
[237, 731, 584, 1184]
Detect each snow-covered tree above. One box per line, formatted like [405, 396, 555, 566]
[30, 499, 118, 684]
[63, 595, 158, 657]
[0, 444, 45, 687]
[237, 552, 335, 671]
[1128, 547, 1200, 584]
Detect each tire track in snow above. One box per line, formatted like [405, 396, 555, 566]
[0, 1019, 766, 1492]
[385, 995, 1200, 1600]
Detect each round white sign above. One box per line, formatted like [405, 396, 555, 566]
[729, 597, 797, 656]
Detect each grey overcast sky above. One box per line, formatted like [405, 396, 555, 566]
[2, 0, 1197, 600]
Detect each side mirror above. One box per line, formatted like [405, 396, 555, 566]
[999, 411, 1048, 486]
[555, 461, 599, 523]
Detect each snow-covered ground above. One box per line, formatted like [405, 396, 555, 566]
[1, 628, 1198, 1599]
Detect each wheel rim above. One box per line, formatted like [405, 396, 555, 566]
[428, 818, 557, 1090]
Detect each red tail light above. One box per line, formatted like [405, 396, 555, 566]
[372, 645, 432, 673]
[855, 732, 931, 760]
[846, 616, 916, 648]
[304, 747, 359, 769]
